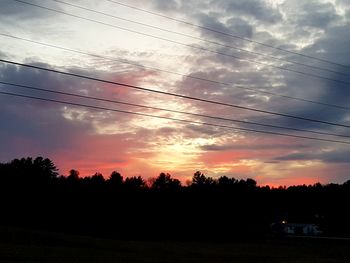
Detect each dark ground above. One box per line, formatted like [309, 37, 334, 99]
[1, 227, 350, 263]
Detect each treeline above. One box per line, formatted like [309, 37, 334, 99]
[1, 157, 350, 240]
[0, 156, 259, 189]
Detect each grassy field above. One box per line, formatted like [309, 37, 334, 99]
[1, 227, 350, 263]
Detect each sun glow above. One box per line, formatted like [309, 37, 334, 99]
[147, 136, 217, 171]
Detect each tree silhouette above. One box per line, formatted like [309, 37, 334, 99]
[66, 169, 80, 188]
[218, 176, 237, 188]
[108, 171, 123, 189]
[33, 156, 58, 179]
[68, 169, 79, 181]
[0, 157, 58, 186]
[151, 172, 181, 190]
[91, 172, 105, 185]
[246, 178, 257, 188]
[192, 171, 216, 187]
[124, 176, 145, 189]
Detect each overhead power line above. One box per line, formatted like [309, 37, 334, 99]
[49, 0, 350, 78]
[106, 0, 350, 70]
[2, 33, 349, 111]
[12, 0, 350, 87]
[1, 90, 350, 145]
[1, 58, 350, 129]
[2, 80, 349, 139]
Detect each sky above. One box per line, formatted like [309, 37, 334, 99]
[1, 0, 350, 186]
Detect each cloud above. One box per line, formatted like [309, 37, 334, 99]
[195, 13, 238, 43]
[0, 61, 169, 177]
[201, 143, 310, 152]
[274, 149, 350, 164]
[152, 0, 179, 12]
[307, 23, 350, 68]
[0, 0, 61, 19]
[226, 17, 254, 38]
[210, 0, 283, 24]
[287, 1, 340, 29]
[0, 51, 9, 59]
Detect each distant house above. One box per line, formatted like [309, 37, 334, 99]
[271, 221, 322, 236]
[283, 223, 322, 236]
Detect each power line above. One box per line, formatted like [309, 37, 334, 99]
[49, 0, 350, 78]
[2, 80, 349, 139]
[2, 33, 349, 111]
[1, 58, 350, 129]
[106, 0, 350, 70]
[1, 90, 349, 145]
[12, 0, 350, 87]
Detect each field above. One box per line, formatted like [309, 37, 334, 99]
[1, 227, 350, 263]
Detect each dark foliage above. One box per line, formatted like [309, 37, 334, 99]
[1, 156, 350, 241]
[151, 173, 181, 190]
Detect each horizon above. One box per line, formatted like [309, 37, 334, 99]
[1, 0, 350, 187]
[3, 155, 350, 188]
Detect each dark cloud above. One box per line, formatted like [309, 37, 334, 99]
[194, 13, 255, 47]
[274, 149, 350, 163]
[275, 152, 313, 161]
[210, 0, 283, 23]
[175, 66, 275, 105]
[293, 1, 340, 28]
[195, 13, 239, 44]
[0, 88, 93, 161]
[305, 24, 350, 70]
[152, 0, 179, 12]
[0, 61, 149, 155]
[0, 106, 88, 157]
[155, 127, 179, 137]
[264, 160, 280, 164]
[322, 151, 350, 163]
[201, 143, 311, 152]
[0, 61, 163, 176]
[184, 124, 223, 137]
[0, 0, 61, 20]
[268, 24, 350, 132]
[226, 17, 254, 39]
